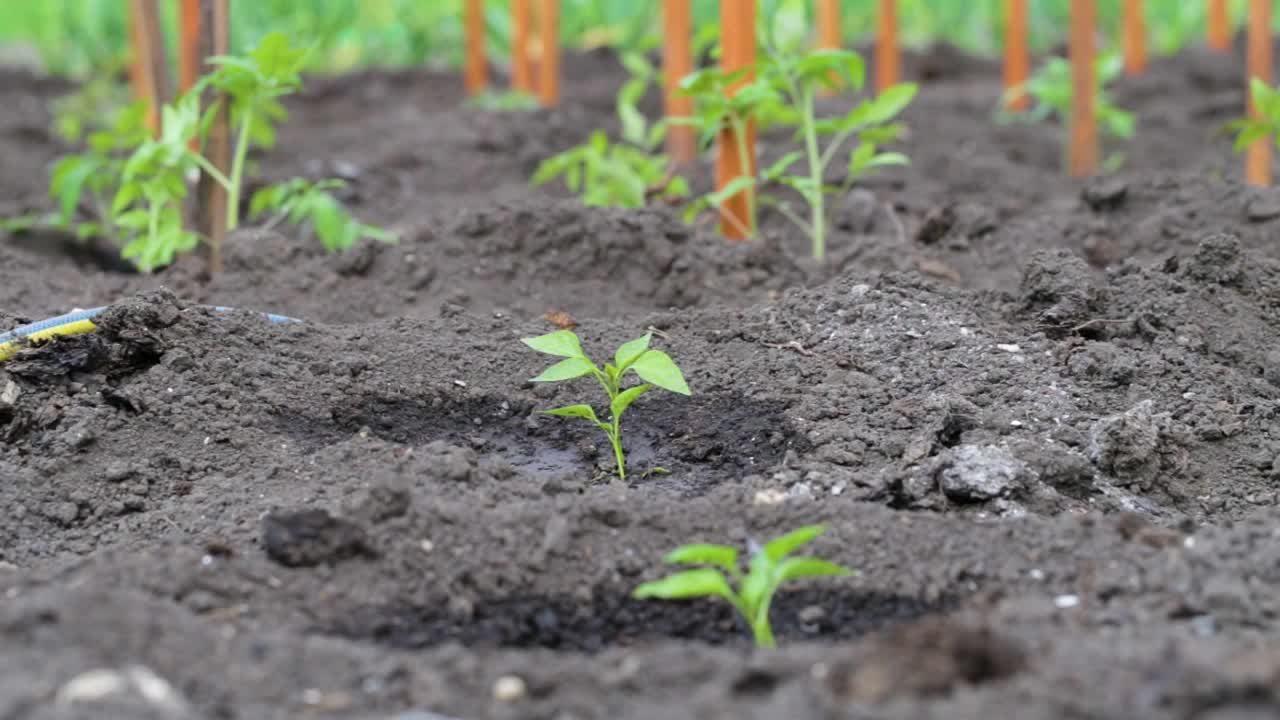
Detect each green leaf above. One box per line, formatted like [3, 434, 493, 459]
[762, 524, 826, 562]
[522, 330, 586, 358]
[530, 356, 596, 382]
[614, 333, 652, 369]
[763, 151, 803, 181]
[541, 404, 601, 423]
[629, 350, 691, 395]
[49, 155, 95, 220]
[777, 557, 854, 583]
[610, 383, 651, 419]
[848, 83, 918, 126]
[633, 568, 736, 602]
[663, 543, 740, 575]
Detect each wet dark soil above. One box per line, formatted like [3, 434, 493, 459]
[5, 42, 1280, 719]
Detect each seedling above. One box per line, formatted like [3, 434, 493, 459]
[532, 53, 689, 208]
[249, 179, 395, 252]
[1002, 51, 1135, 171]
[678, 47, 916, 259]
[522, 329, 690, 480]
[633, 524, 853, 648]
[1229, 79, 1280, 157]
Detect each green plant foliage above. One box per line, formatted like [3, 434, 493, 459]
[634, 524, 853, 648]
[250, 179, 396, 251]
[1001, 51, 1136, 170]
[1228, 79, 1280, 156]
[532, 52, 688, 208]
[522, 329, 690, 480]
[678, 47, 916, 259]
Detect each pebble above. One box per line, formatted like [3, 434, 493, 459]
[492, 675, 527, 702]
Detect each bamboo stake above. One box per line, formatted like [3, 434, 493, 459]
[1208, 0, 1230, 51]
[875, 0, 899, 93]
[663, 0, 695, 165]
[538, 0, 560, 106]
[1122, 0, 1145, 75]
[196, 0, 231, 274]
[716, 0, 756, 240]
[512, 0, 533, 92]
[1068, 0, 1098, 177]
[1004, 0, 1029, 111]
[1247, 0, 1272, 186]
[465, 0, 487, 95]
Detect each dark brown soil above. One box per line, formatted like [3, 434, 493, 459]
[5, 43, 1280, 720]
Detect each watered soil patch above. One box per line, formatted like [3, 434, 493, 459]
[4, 44, 1280, 719]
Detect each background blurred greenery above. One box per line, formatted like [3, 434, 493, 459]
[0, 0, 1257, 79]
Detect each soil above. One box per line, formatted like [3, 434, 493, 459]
[5, 41, 1280, 720]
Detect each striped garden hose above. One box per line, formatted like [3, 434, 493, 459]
[0, 305, 299, 362]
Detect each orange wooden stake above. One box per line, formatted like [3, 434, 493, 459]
[197, 0, 231, 274]
[1208, 0, 1231, 51]
[1122, 0, 1146, 75]
[179, 0, 201, 94]
[1068, 0, 1098, 177]
[464, 0, 487, 95]
[511, 0, 533, 92]
[537, 0, 560, 106]
[716, 0, 756, 240]
[128, 0, 167, 135]
[1247, 0, 1273, 186]
[662, 0, 695, 165]
[1003, 0, 1029, 111]
[817, 0, 841, 94]
[875, 0, 899, 93]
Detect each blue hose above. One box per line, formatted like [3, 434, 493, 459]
[0, 304, 300, 361]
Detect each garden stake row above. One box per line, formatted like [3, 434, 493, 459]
[1004, 0, 1028, 112]
[465, 0, 487, 95]
[1208, 0, 1230, 51]
[663, 0, 696, 166]
[1068, 0, 1097, 177]
[716, 0, 756, 240]
[1246, 0, 1272, 187]
[1122, 0, 1145, 75]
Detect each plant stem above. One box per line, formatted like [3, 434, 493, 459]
[610, 421, 627, 480]
[751, 618, 776, 648]
[226, 108, 254, 231]
[800, 85, 826, 261]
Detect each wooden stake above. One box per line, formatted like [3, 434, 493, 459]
[1122, 0, 1145, 75]
[1004, 0, 1029, 111]
[1208, 0, 1231, 51]
[663, 0, 695, 165]
[128, 0, 168, 135]
[1068, 0, 1098, 177]
[512, 0, 533, 92]
[1247, 0, 1273, 186]
[464, 0, 487, 95]
[196, 0, 231, 274]
[817, 0, 841, 95]
[875, 0, 899, 93]
[716, 0, 756, 240]
[179, 0, 201, 94]
[537, 0, 560, 106]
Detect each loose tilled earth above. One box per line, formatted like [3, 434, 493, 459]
[4, 40, 1280, 719]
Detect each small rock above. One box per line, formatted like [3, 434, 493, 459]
[56, 665, 188, 715]
[1245, 191, 1280, 222]
[492, 675, 527, 702]
[1087, 401, 1161, 487]
[0, 378, 19, 421]
[1082, 177, 1128, 211]
[935, 445, 1029, 503]
[103, 461, 133, 483]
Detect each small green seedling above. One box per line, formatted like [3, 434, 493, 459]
[249, 178, 395, 252]
[532, 53, 689, 208]
[1229, 78, 1280, 157]
[677, 46, 916, 258]
[523, 329, 690, 480]
[1002, 51, 1135, 171]
[634, 524, 853, 648]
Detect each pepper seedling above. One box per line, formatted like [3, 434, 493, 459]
[523, 329, 690, 480]
[633, 524, 853, 648]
